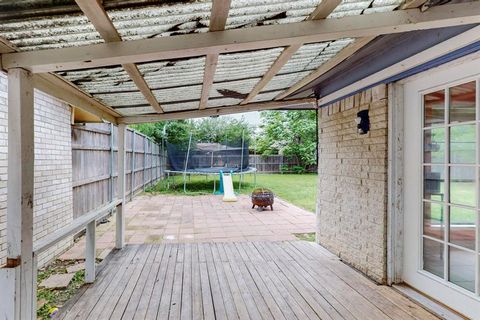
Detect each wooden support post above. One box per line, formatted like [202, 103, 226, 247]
[3, 68, 36, 320]
[116, 124, 126, 249]
[84, 220, 96, 283]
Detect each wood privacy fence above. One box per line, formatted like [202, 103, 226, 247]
[71, 123, 166, 219]
[249, 155, 316, 173]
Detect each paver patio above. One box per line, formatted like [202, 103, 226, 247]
[60, 194, 315, 260]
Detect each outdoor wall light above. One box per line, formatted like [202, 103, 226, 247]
[355, 110, 370, 135]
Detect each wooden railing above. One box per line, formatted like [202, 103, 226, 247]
[33, 199, 122, 284]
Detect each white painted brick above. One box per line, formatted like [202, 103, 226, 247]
[0, 73, 73, 267]
[317, 84, 388, 284]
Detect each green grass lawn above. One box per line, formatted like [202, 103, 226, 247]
[147, 173, 318, 212]
[428, 182, 476, 224]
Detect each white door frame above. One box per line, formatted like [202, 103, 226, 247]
[401, 54, 480, 319]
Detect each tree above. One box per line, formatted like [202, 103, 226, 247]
[254, 110, 317, 167]
[130, 117, 252, 147]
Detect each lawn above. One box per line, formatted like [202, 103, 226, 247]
[147, 173, 318, 212]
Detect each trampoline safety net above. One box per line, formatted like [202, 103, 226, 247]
[166, 139, 249, 173]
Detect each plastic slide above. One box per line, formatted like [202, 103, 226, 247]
[222, 173, 237, 202]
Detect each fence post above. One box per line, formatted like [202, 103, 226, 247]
[150, 139, 153, 186]
[143, 137, 147, 191]
[130, 131, 135, 201]
[116, 124, 126, 249]
[109, 123, 114, 213]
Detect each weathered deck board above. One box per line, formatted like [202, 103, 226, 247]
[59, 241, 439, 320]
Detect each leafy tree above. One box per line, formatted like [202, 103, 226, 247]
[130, 117, 252, 147]
[254, 110, 317, 167]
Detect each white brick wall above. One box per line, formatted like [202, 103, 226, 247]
[0, 72, 73, 267]
[317, 84, 388, 284]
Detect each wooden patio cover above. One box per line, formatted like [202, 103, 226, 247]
[0, 0, 479, 125]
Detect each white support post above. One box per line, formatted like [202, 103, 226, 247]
[116, 123, 126, 249]
[387, 82, 405, 285]
[2, 68, 36, 320]
[84, 220, 96, 283]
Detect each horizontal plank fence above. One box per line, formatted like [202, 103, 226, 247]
[72, 123, 166, 219]
[249, 155, 316, 173]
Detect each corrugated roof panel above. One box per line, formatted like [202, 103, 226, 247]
[139, 57, 206, 90]
[94, 91, 148, 107]
[0, 14, 102, 51]
[59, 66, 137, 94]
[116, 106, 157, 116]
[226, 0, 320, 29]
[214, 48, 284, 82]
[210, 78, 260, 99]
[108, 1, 212, 41]
[252, 90, 284, 102]
[207, 97, 242, 108]
[262, 71, 311, 92]
[153, 85, 203, 103]
[163, 101, 199, 112]
[328, 0, 401, 18]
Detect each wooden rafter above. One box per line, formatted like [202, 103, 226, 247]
[241, 0, 341, 105]
[274, 37, 375, 100]
[119, 98, 317, 124]
[199, 0, 231, 110]
[308, 0, 342, 19]
[75, 0, 164, 113]
[275, 0, 431, 100]
[7, 2, 479, 73]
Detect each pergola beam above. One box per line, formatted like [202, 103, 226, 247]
[4, 2, 480, 73]
[241, 0, 341, 105]
[119, 98, 316, 124]
[75, 0, 164, 113]
[199, 0, 231, 110]
[275, 0, 431, 100]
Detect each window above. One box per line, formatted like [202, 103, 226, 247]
[422, 80, 478, 294]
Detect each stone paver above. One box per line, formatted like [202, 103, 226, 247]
[66, 262, 84, 273]
[60, 194, 316, 260]
[39, 273, 75, 289]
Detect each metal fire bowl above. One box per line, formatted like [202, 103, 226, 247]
[251, 188, 274, 210]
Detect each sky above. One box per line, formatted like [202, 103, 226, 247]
[226, 111, 262, 126]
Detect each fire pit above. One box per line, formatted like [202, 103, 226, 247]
[251, 188, 274, 211]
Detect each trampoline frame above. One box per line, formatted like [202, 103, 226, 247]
[165, 167, 257, 193]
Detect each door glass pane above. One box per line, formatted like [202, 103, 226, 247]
[449, 81, 476, 123]
[449, 206, 476, 250]
[450, 125, 476, 164]
[424, 128, 445, 164]
[423, 238, 444, 278]
[424, 90, 445, 127]
[449, 246, 475, 292]
[450, 166, 475, 207]
[424, 202, 444, 240]
[424, 165, 445, 201]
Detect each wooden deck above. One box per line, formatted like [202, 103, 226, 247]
[59, 241, 438, 320]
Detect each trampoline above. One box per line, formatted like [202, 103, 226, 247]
[164, 132, 256, 193]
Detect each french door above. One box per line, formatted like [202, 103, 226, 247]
[403, 57, 480, 319]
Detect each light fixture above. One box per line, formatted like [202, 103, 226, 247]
[356, 110, 370, 135]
